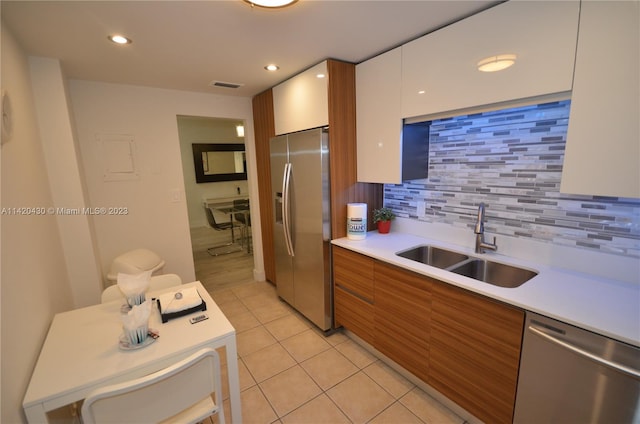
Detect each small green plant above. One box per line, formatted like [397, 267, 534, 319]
[373, 207, 396, 223]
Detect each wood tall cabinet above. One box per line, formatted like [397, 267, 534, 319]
[430, 281, 524, 424]
[252, 60, 383, 284]
[325, 60, 383, 240]
[252, 89, 277, 283]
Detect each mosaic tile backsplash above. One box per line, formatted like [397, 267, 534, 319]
[384, 100, 640, 258]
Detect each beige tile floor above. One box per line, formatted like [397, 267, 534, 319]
[207, 281, 465, 424]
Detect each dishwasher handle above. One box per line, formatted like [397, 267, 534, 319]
[528, 325, 640, 380]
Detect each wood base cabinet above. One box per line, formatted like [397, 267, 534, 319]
[374, 261, 430, 382]
[333, 247, 375, 344]
[430, 281, 525, 424]
[332, 247, 525, 423]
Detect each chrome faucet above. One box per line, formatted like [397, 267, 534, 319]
[474, 202, 498, 254]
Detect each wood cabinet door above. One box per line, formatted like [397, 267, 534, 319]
[430, 281, 524, 424]
[374, 261, 430, 382]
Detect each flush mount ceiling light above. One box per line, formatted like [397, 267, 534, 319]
[244, 0, 297, 8]
[264, 64, 279, 71]
[477, 54, 517, 72]
[108, 34, 132, 45]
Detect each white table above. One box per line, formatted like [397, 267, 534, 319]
[23, 281, 242, 423]
[203, 196, 249, 210]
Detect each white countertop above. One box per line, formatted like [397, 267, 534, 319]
[332, 232, 640, 347]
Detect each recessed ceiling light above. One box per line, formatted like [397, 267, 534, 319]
[316, 73, 326, 79]
[244, 0, 297, 8]
[108, 34, 132, 45]
[477, 54, 517, 72]
[264, 64, 279, 71]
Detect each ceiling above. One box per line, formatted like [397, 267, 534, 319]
[2, 0, 499, 98]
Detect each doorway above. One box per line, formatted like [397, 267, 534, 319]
[176, 115, 255, 291]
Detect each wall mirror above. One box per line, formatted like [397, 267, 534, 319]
[192, 143, 247, 183]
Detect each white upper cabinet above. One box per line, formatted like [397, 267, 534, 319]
[356, 47, 403, 183]
[561, 1, 640, 199]
[401, 1, 579, 119]
[273, 61, 329, 135]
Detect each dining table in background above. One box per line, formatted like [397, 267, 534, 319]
[213, 205, 251, 253]
[23, 281, 242, 423]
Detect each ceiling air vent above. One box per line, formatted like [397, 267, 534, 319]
[210, 81, 244, 89]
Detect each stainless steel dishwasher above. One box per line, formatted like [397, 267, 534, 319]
[514, 312, 640, 423]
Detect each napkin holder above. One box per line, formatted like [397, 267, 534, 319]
[157, 292, 207, 323]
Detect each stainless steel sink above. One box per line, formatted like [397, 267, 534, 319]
[396, 245, 469, 269]
[449, 259, 537, 288]
[396, 244, 537, 288]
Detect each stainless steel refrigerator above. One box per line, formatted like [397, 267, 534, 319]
[270, 127, 332, 331]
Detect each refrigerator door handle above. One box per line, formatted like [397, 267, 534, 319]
[282, 162, 295, 257]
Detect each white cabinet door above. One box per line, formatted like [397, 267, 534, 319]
[356, 47, 403, 183]
[273, 61, 329, 135]
[561, 1, 640, 198]
[401, 1, 579, 119]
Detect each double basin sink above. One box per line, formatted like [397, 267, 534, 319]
[396, 245, 537, 288]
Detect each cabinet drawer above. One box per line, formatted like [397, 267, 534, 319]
[335, 285, 374, 345]
[333, 246, 374, 302]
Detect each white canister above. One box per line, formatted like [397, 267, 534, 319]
[347, 203, 367, 240]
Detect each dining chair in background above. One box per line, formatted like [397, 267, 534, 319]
[100, 273, 183, 303]
[80, 347, 225, 424]
[232, 199, 252, 253]
[205, 205, 242, 257]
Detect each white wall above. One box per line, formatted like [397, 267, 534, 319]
[1, 25, 74, 424]
[0, 36, 265, 423]
[29, 57, 103, 307]
[68, 80, 264, 284]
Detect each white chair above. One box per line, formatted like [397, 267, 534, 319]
[81, 347, 225, 424]
[100, 273, 183, 303]
[106, 248, 166, 284]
